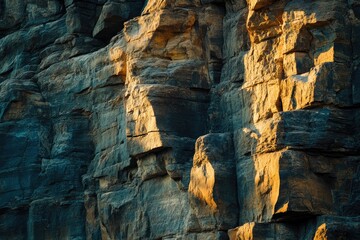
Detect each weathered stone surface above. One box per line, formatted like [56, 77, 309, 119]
[188, 133, 238, 231]
[311, 216, 360, 240]
[228, 222, 297, 240]
[0, 0, 359, 239]
[93, 0, 144, 41]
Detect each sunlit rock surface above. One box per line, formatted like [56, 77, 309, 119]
[0, 0, 359, 239]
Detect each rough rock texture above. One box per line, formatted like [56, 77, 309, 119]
[0, 0, 359, 239]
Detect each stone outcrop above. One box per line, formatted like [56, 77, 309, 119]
[0, 0, 359, 239]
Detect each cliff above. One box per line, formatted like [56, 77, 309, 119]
[0, 0, 359, 239]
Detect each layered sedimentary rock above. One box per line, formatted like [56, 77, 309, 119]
[0, 0, 359, 239]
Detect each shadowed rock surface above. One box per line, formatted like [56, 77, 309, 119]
[0, 0, 359, 239]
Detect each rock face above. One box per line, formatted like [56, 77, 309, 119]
[0, 0, 359, 239]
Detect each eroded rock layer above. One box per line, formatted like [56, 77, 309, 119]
[0, 0, 359, 239]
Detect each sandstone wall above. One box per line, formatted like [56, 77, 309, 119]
[0, 0, 359, 239]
